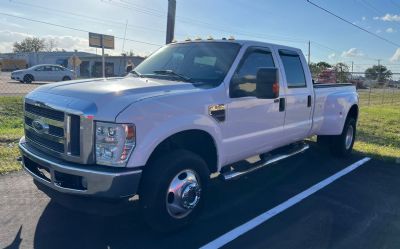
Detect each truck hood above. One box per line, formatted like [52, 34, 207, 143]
[27, 76, 201, 121]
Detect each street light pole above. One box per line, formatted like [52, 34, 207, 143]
[166, 0, 176, 44]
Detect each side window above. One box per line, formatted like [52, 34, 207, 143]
[52, 66, 60, 71]
[279, 51, 306, 88]
[34, 66, 44, 71]
[43, 66, 52, 71]
[231, 49, 275, 98]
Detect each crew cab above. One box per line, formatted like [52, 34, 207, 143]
[19, 39, 358, 231]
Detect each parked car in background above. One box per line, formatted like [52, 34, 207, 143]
[11, 64, 75, 83]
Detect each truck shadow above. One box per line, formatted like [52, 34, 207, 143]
[33, 143, 365, 249]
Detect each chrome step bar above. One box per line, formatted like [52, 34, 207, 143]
[221, 143, 310, 181]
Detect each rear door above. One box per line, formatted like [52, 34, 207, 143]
[223, 46, 286, 164]
[277, 49, 313, 143]
[51, 66, 63, 81]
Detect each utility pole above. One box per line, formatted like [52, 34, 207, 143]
[166, 0, 176, 44]
[307, 40, 311, 65]
[101, 35, 105, 78]
[378, 59, 381, 84]
[351, 61, 354, 80]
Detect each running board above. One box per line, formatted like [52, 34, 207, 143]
[221, 143, 310, 181]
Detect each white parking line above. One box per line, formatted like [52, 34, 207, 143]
[200, 157, 371, 249]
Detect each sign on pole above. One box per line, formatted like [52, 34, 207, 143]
[89, 33, 102, 48]
[88, 32, 115, 78]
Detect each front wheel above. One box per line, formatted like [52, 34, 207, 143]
[62, 76, 71, 81]
[23, 74, 33, 83]
[139, 150, 210, 232]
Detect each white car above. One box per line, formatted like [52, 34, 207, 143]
[11, 64, 75, 83]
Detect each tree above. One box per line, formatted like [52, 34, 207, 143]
[365, 65, 392, 83]
[309, 61, 331, 79]
[45, 38, 58, 52]
[13, 37, 46, 53]
[333, 62, 350, 82]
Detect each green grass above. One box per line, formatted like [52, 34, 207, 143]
[0, 95, 398, 174]
[354, 105, 400, 162]
[0, 96, 24, 174]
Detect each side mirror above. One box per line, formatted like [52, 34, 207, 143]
[256, 68, 279, 99]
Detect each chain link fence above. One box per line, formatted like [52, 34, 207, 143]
[0, 69, 399, 173]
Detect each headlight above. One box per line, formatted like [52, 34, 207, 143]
[95, 122, 135, 167]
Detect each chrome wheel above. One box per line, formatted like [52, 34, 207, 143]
[345, 125, 354, 150]
[166, 169, 202, 219]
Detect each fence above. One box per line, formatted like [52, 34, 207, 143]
[0, 70, 399, 173]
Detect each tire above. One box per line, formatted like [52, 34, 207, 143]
[139, 150, 210, 232]
[318, 117, 356, 157]
[23, 74, 34, 84]
[62, 76, 71, 81]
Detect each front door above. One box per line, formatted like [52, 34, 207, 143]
[223, 47, 286, 164]
[277, 49, 313, 143]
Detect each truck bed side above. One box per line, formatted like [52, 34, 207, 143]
[310, 84, 358, 136]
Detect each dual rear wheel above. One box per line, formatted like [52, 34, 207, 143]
[318, 117, 357, 157]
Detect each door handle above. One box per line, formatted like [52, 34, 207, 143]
[307, 95, 312, 108]
[279, 98, 285, 112]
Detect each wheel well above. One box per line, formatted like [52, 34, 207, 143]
[147, 130, 218, 173]
[25, 74, 34, 80]
[347, 105, 359, 121]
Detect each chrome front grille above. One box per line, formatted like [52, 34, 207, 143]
[23, 94, 95, 165]
[24, 103, 66, 154]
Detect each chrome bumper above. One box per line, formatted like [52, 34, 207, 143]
[19, 137, 142, 199]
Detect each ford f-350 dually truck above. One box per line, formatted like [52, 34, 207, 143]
[19, 39, 358, 231]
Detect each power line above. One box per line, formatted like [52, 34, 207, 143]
[0, 12, 162, 47]
[306, 0, 400, 47]
[9, 0, 168, 35]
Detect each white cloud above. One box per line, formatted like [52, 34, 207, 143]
[341, 48, 364, 58]
[0, 30, 95, 53]
[362, 16, 367, 21]
[375, 14, 400, 21]
[328, 53, 336, 59]
[376, 29, 382, 33]
[386, 27, 395, 33]
[390, 48, 400, 62]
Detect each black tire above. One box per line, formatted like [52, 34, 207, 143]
[318, 117, 356, 157]
[62, 76, 71, 81]
[23, 74, 34, 83]
[139, 150, 210, 232]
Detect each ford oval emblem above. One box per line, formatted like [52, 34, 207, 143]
[32, 120, 49, 134]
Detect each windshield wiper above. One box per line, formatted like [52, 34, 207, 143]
[153, 70, 193, 82]
[129, 70, 142, 77]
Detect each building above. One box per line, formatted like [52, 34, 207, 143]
[0, 51, 144, 77]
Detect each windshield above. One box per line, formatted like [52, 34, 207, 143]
[133, 42, 241, 85]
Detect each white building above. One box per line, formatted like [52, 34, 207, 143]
[0, 51, 144, 77]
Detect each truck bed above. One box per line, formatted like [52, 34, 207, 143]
[313, 83, 353, 88]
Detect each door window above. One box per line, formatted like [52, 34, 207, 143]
[231, 48, 275, 98]
[279, 50, 306, 88]
[43, 66, 53, 71]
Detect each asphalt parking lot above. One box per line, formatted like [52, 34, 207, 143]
[0, 72, 45, 96]
[1, 143, 400, 249]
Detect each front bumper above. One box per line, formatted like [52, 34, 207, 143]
[11, 75, 21, 80]
[19, 137, 142, 199]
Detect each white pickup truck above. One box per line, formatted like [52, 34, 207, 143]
[19, 39, 358, 231]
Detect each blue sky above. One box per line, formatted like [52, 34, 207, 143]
[1, 0, 400, 72]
